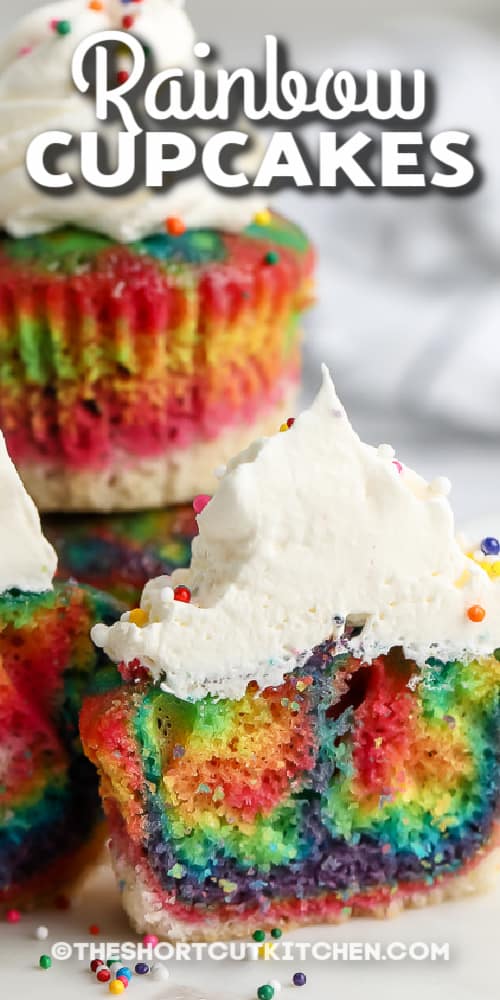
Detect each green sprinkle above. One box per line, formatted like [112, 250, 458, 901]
[167, 862, 185, 879]
[257, 987, 274, 1000]
[39, 955, 52, 970]
[494, 648, 500, 661]
[253, 929, 266, 942]
[270, 927, 282, 939]
[264, 250, 280, 265]
[55, 20, 72, 36]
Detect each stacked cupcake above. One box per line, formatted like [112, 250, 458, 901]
[0, 0, 314, 513]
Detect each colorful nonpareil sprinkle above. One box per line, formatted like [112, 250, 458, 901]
[54, 19, 71, 35]
[39, 955, 52, 970]
[257, 986, 274, 1000]
[467, 605, 486, 623]
[264, 250, 280, 265]
[129, 608, 148, 627]
[193, 494, 212, 515]
[166, 216, 187, 236]
[174, 586, 191, 604]
[292, 973, 307, 987]
[481, 537, 500, 556]
[109, 982, 125, 995]
[254, 210, 272, 226]
[116, 967, 132, 981]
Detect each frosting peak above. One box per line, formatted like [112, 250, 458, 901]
[93, 366, 500, 701]
[0, 432, 57, 594]
[0, 0, 265, 241]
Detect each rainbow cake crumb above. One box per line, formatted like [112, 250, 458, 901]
[0, 431, 121, 907]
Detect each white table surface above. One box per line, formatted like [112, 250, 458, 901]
[2, 854, 499, 1000]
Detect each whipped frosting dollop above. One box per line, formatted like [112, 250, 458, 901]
[0, 432, 57, 594]
[0, 0, 265, 241]
[92, 365, 500, 701]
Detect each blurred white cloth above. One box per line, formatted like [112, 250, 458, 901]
[278, 20, 500, 435]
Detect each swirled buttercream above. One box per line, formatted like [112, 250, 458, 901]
[0, 432, 57, 594]
[0, 0, 265, 240]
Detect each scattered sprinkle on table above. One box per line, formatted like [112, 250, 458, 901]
[257, 986, 274, 1000]
[109, 982, 125, 995]
[116, 967, 132, 981]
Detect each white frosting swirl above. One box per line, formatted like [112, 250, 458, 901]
[0, 432, 57, 594]
[92, 365, 500, 701]
[0, 0, 265, 241]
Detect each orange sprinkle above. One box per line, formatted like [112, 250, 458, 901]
[467, 605, 486, 623]
[88, 1, 104, 9]
[166, 216, 186, 237]
[129, 608, 148, 627]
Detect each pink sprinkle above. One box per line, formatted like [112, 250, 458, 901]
[49, 18, 59, 30]
[6, 908, 21, 924]
[193, 494, 211, 515]
[392, 460, 403, 474]
[143, 933, 159, 947]
[18, 45, 33, 57]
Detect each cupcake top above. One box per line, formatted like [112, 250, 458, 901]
[0, 432, 57, 594]
[92, 365, 500, 701]
[0, 0, 265, 240]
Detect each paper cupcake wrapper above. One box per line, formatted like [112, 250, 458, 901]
[0, 217, 314, 477]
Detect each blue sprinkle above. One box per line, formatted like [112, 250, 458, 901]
[481, 536, 500, 556]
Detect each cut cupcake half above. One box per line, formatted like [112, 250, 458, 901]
[0, 431, 122, 907]
[82, 367, 500, 939]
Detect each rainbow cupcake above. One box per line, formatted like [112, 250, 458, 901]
[0, 1, 314, 512]
[0, 431, 121, 907]
[43, 505, 197, 605]
[81, 369, 500, 940]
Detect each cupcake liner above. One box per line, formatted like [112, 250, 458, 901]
[0, 216, 314, 511]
